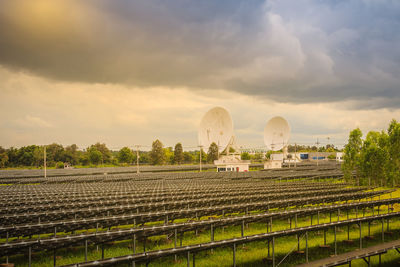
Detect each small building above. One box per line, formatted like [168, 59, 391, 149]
[63, 162, 73, 169]
[300, 153, 309, 160]
[264, 153, 284, 169]
[214, 155, 250, 172]
[336, 152, 343, 162]
[300, 152, 343, 162]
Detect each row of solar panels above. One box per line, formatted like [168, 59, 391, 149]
[1, 183, 348, 212]
[56, 211, 400, 267]
[1, 187, 364, 219]
[1, 196, 397, 244]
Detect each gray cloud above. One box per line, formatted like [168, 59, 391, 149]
[0, 0, 399, 109]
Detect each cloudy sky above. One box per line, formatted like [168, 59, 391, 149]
[0, 0, 399, 150]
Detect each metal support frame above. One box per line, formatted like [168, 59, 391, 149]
[85, 239, 88, 262]
[347, 224, 350, 240]
[334, 226, 337, 255]
[233, 243, 236, 267]
[133, 234, 136, 254]
[174, 229, 177, 261]
[305, 231, 308, 263]
[359, 222, 362, 249]
[211, 224, 214, 242]
[29, 246, 32, 267]
[53, 249, 56, 267]
[272, 237, 275, 267]
[270, 217, 273, 232]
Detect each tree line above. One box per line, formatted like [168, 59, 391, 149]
[342, 119, 400, 187]
[0, 140, 222, 168]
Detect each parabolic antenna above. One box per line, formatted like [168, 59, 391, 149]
[198, 107, 234, 153]
[264, 116, 290, 151]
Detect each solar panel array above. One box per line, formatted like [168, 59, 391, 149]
[0, 164, 397, 267]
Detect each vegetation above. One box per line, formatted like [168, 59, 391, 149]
[174, 143, 184, 165]
[150, 139, 166, 165]
[287, 144, 340, 153]
[0, 139, 213, 168]
[343, 119, 400, 187]
[241, 152, 251, 160]
[207, 142, 219, 163]
[117, 147, 134, 164]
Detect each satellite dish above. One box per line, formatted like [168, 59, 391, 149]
[198, 107, 234, 153]
[264, 116, 290, 151]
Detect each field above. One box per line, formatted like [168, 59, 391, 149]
[1, 163, 400, 267]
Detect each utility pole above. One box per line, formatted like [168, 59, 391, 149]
[217, 141, 220, 159]
[199, 145, 203, 172]
[294, 143, 297, 168]
[44, 146, 47, 178]
[135, 145, 140, 173]
[316, 138, 320, 166]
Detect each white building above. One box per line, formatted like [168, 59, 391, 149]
[264, 153, 284, 169]
[336, 152, 344, 162]
[214, 155, 250, 172]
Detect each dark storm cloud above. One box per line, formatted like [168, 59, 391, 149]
[0, 0, 399, 109]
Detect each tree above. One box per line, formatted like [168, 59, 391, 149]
[196, 149, 207, 164]
[387, 119, 400, 186]
[150, 139, 165, 165]
[88, 147, 102, 165]
[138, 151, 150, 164]
[254, 152, 264, 162]
[46, 143, 65, 166]
[89, 143, 112, 163]
[16, 145, 39, 166]
[342, 128, 363, 185]
[174, 143, 184, 165]
[241, 152, 251, 160]
[117, 147, 134, 164]
[32, 146, 44, 167]
[65, 144, 79, 165]
[359, 131, 388, 187]
[6, 147, 18, 167]
[0, 146, 8, 168]
[183, 151, 194, 164]
[164, 147, 174, 164]
[327, 154, 336, 160]
[207, 142, 219, 163]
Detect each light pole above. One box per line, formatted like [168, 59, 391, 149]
[44, 146, 47, 178]
[135, 145, 140, 173]
[316, 138, 320, 166]
[199, 145, 203, 172]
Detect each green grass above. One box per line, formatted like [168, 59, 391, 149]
[2, 188, 400, 266]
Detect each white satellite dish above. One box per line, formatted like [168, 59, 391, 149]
[198, 107, 234, 153]
[264, 116, 290, 151]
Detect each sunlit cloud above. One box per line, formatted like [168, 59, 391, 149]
[0, 0, 399, 149]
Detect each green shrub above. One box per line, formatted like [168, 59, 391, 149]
[55, 161, 64, 169]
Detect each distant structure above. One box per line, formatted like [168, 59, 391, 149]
[214, 155, 250, 172]
[264, 153, 284, 169]
[263, 116, 290, 169]
[198, 107, 250, 172]
[298, 152, 343, 163]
